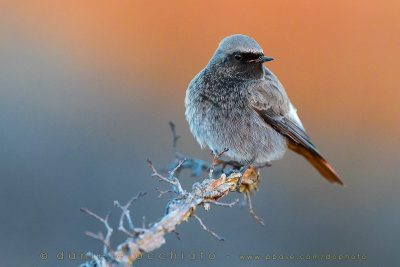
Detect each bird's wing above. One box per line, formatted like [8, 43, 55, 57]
[250, 68, 344, 185]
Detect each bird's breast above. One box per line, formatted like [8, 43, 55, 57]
[185, 72, 287, 163]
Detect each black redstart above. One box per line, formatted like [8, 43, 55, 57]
[185, 34, 343, 185]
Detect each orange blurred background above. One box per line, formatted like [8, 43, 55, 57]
[2, 0, 400, 136]
[0, 1, 399, 266]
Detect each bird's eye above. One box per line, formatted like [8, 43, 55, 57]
[234, 54, 243, 61]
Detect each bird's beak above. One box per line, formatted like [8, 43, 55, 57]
[248, 56, 274, 63]
[258, 56, 274, 62]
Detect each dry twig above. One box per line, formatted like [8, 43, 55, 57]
[79, 123, 265, 267]
[245, 189, 265, 226]
[80, 209, 114, 256]
[148, 158, 186, 195]
[191, 213, 224, 241]
[114, 191, 147, 237]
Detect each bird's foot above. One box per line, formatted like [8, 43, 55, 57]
[235, 162, 252, 191]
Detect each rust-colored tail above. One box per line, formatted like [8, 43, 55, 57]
[288, 143, 344, 185]
[255, 108, 344, 185]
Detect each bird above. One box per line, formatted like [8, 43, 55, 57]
[185, 34, 344, 186]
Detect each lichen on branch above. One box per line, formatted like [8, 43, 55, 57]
[79, 123, 266, 267]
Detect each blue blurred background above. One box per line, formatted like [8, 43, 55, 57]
[0, 1, 399, 266]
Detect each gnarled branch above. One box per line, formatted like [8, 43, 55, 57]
[79, 124, 265, 267]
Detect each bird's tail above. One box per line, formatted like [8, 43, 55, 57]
[288, 143, 344, 185]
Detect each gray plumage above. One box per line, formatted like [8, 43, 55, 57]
[185, 34, 343, 185]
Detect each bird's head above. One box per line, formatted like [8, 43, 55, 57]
[208, 34, 274, 79]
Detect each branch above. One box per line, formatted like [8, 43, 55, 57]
[80, 209, 114, 256]
[245, 189, 265, 226]
[79, 123, 265, 267]
[169, 121, 180, 153]
[148, 158, 186, 195]
[114, 191, 147, 237]
[191, 213, 224, 241]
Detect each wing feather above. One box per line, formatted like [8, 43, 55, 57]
[250, 70, 344, 185]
